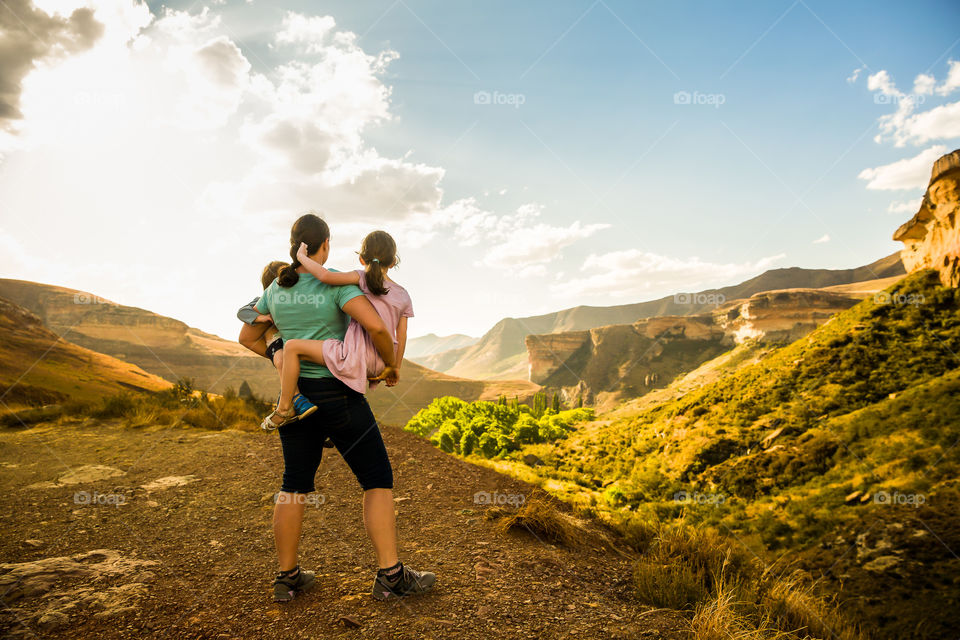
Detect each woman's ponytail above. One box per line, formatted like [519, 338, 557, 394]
[277, 213, 330, 288]
[360, 231, 397, 296]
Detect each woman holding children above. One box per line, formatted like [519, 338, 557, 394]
[237, 213, 435, 603]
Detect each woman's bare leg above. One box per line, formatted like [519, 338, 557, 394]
[363, 488, 399, 568]
[273, 493, 305, 571]
[278, 339, 326, 412]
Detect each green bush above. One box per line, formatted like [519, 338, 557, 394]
[404, 396, 594, 459]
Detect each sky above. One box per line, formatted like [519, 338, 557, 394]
[1, 0, 959, 341]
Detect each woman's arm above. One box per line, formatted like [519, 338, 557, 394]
[341, 296, 399, 385]
[395, 316, 408, 369]
[297, 242, 361, 286]
[238, 321, 270, 357]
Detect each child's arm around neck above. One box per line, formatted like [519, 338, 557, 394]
[297, 242, 361, 286]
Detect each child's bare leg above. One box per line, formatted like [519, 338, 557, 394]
[278, 339, 326, 412]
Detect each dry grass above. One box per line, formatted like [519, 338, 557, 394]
[760, 570, 862, 640]
[491, 496, 594, 548]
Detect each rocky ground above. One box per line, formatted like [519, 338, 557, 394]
[0, 419, 687, 639]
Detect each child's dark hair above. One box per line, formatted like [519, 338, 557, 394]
[260, 261, 288, 290]
[360, 230, 398, 296]
[277, 213, 330, 288]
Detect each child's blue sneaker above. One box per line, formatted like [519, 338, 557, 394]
[292, 393, 318, 420]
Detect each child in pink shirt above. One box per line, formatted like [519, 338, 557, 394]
[263, 230, 413, 429]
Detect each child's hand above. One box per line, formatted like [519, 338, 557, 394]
[255, 314, 273, 324]
[296, 242, 309, 263]
[370, 366, 399, 387]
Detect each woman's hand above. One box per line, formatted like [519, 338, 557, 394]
[296, 242, 310, 263]
[255, 313, 273, 324]
[369, 366, 399, 387]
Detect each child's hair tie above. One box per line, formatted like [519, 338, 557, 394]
[371, 258, 380, 263]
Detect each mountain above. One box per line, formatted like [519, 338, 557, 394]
[411, 254, 905, 380]
[0, 296, 170, 412]
[525, 286, 893, 407]
[405, 332, 479, 358]
[0, 280, 538, 424]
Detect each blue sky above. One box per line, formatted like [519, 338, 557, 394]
[2, 0, 959, 340]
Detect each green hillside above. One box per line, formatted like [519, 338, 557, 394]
[405, 270, 960, 638]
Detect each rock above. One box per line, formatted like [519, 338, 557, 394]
[523, 454, 544, 467]
[894, 148, 960, 288]
[338, 615, 361, 629]
[23, 539, 44, 548]
[863, 555, 901, 572]
[37, 611, 69, 631]
[140, 475, 199, 492]
[761, 426, 785, 448]
[56, 465, 124, 486]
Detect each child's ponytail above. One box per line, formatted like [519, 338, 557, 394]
[360, 230, 398, 296]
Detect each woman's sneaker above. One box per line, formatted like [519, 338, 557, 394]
[272, 566, 316, 603]
[372, 563, 436, 601]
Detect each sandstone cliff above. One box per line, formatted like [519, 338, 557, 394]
[526, 289, 863, 400]
[894, 148, 960, 288]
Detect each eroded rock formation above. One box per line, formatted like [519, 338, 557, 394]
[894, 148, 960, 288]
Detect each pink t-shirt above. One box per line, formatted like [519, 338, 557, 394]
[320, 270, 413, 394]
[357, 270, 414, 345]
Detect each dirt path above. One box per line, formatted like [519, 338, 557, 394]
[0, 419, 685, 639]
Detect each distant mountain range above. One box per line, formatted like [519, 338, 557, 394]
[409, 253, 905, 380]
[405, 333, 479, 358]
[0, 280, 537, 425]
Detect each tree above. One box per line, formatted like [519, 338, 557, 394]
[551, 393, 560, 412]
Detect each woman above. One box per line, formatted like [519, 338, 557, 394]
[244, 213, 435, 603]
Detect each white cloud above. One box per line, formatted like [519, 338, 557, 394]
[914, 73, 935, 95]
[813, 234, 830, 244]
[858, 145, 947, 190]
[887, 198, 921, 215]
[555, 250, 786, 299]
[846, 65, 864, 84]
[935, 59, 960, 96]
[867, 70, 899, 96]
[275, 12, 336, 53]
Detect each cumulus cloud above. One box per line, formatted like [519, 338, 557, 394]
[0, 0, 103, 130]
[865, 66, 960, 147]
[813, 234, 830, 244]
[555, 250, 785, 299]
[858, 145, 947, 190]
[935, 59, 960, 96]
[887, 198, 921, 214]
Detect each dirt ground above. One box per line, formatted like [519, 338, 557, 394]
[0, 419, 688, 639]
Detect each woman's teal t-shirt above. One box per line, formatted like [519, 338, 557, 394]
[255, 271, 365, 379]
